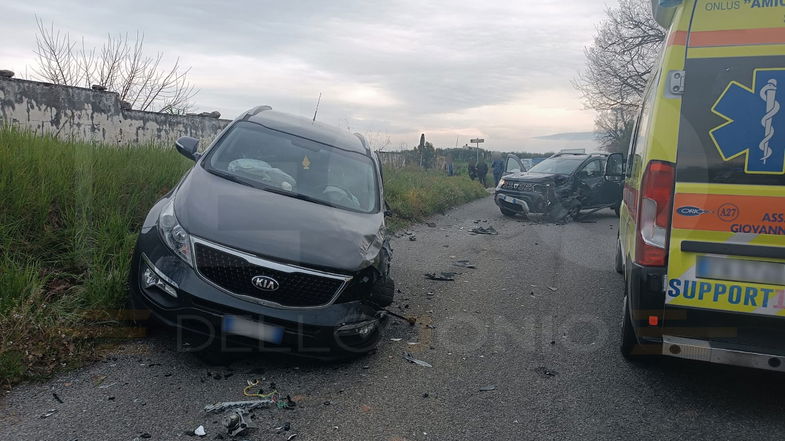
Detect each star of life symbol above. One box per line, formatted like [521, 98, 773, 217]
[710, 69, 785, 174]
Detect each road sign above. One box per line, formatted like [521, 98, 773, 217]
[470, 138, 485, 144]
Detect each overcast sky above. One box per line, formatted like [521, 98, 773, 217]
[0, 1, 611, 152]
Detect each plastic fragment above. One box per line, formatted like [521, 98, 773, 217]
[479, 385, 497, 392]
[453, 260, 477, 269]
[403, 352, 433, 368]
[194, 425, 206, 437]
[469, 226, 498, 235]
[204, 399, 274, 413]
[40, 409, 57, 419]
[534, 366, 558, 377]
[424, 272, 455, 281]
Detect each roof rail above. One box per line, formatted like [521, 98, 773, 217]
[242, 105, 273, 119]
[557, 148, 586, 154]
[353, 132, 371, 152]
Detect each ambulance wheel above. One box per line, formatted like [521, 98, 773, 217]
[614, 239, 624, 274]
[500, 207, 517, 217]
[620, 295, 639, 360]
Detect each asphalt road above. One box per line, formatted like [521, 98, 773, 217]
[3, 196, 785, 441]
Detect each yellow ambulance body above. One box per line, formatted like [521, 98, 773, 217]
[613, 0, 785, 370]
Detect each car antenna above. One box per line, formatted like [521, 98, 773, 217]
[312, 92, 322, 123]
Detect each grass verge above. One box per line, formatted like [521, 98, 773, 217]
[0, 129, 487, 387]
[383, 167, 488, 230]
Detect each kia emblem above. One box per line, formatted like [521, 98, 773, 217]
[251, 275, 279, 292]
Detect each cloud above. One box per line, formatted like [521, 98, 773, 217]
[0, 0, 609, 152]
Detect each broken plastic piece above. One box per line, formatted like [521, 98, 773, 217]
[469, 226, 498, 235]
[40, 409, 57, 419]
[204, 399, 274, 413]
[223, 410, 256, 437]
[534, 366, 558, 378]
[403, 352, 433, 368]
[453, 260, 477, 269]
[194, 425, 206, 437]
[424, 272, 455, 281]
[479, 385, 497, 392]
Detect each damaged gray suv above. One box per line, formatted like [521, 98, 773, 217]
[494, 151, 623, 219]
[129, 106, 394, 356]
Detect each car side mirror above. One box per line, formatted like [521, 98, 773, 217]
[604, 153, 625, 182]
[175, 136, 200, 161]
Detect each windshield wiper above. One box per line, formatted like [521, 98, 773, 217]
[207, 169, 259, 188]
[262, 186, 339, 209]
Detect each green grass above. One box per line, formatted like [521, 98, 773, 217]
[0, 128, 191, 385]
[383, 167, 488, 230]
[0, 129, 487, 386]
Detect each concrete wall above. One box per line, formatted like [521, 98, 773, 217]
[0, 77, 230, 146]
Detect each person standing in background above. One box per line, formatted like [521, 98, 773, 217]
[477, 160, 488, 187]
[492, 156, 505, 186]
[468, 160, 477, 181]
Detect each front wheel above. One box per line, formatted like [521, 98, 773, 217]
[500, 207, 517, 217]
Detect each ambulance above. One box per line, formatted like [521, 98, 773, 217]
[607, 0, 785, 370]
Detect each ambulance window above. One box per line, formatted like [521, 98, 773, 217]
[626, 78, 657, 179]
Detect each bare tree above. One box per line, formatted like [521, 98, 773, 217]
[363, 130, 392, 151]
[574, 0, 665, 152]
[33, 17, 197, 113]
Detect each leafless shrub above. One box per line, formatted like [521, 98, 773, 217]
[32, 17, 197, 113]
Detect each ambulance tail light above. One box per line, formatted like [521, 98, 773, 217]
[635, 161, 675, 267]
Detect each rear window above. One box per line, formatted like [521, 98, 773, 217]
[676, 55, 785, 186]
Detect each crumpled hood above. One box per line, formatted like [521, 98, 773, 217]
[505, 172, 564, 184]
[173, 165, 385, 273]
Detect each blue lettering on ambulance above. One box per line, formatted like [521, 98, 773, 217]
[668, 279, 780, 309]
[668, 279, 682, 297]
[744, 287, 759, 306]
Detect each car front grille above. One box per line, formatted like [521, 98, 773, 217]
[194, 241, 348, 308]
[502, 181, 540, 192]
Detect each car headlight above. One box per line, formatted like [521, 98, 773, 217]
[497, 178, 506, 189]
[158, 199, 193, 266]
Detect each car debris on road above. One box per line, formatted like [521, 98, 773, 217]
[469, 226, 498, 235]
[403, 352, 433, 368]
[224, 410, 255, 437]
[424, 272, 457, 281]
[204, 400, 275, 414]
[452, 259, 477, 269]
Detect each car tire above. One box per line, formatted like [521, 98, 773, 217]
[500, 207, 517, 217]
[614, 239, 624, 274]
[620, 295, 639, 360]
[370, 276, 395, 307]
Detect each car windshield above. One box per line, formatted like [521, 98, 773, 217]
[527, 156, 586, 175]
[203, 121, 378, 213]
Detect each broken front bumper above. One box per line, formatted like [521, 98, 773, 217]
[129, 226, 385, 356]
[494, 190, 548, 213]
